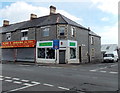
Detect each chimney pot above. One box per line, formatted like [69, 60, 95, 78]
[3, 20, 9, 26]
[50, 5, 56, 14]
[30, 13, 37, 20]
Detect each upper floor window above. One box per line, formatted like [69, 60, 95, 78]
[71, 26, 76, 37]
[6, 33, 11, 40]
[91, 36, 94, 45]
[21, 29, 28, 40]
[59, 26, 65, 36]
[42, 27, 50, 37]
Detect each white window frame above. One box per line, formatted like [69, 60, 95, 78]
[21, 29, 28, 40]
[6, 33, 11, 40]
[91, 36, 94, 45]
[59, 26, 65, 36]
[71, 26, 76, 37]
[42, 27, 50, 37]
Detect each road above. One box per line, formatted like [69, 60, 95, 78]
[0, 62, 118, 93]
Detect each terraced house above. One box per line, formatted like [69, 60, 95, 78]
[0, 6, 102, 64]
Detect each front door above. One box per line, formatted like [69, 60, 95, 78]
[59, 50, 66, 64]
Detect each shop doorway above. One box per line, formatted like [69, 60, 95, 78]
[59, 50, 66, 64]
[79, 46, 82, 63]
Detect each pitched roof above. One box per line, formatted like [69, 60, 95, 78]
[89, 31, 101, 38]
[1, 13, 88, 33]
[101, 44, 118, 52]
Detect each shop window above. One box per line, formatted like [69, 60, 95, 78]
[38, 48, 55, 59]
[70, 48, 76, 59]
[42, 27, 50, 36]
[38, 48, 45, 58]
[71, 26, 76, 37]
[6, 33, 11, 40]
[21, 30, 28, 40]
[59, 26, 65, 35]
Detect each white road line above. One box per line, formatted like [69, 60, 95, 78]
[31, 81, 41, 84]
[100, 71, 107, 73]
[5, 77, 11, 79]
[43, 83, 54, 87]
[21, 79, 29, 82]
[89, 70, 96, 72]
[13, 81, 22, 84]
[5, 80, 12, 82]
[0, 78, 3, 80]
[23, 83, 33, 86]
[19, 65, 30, 66]
[109, 72, 118, 74]
[8, 83, 40, 92]
[0, 75, 3, 78]
[111, 64, 117, 67]
[13, 78, 20, 80]
[58, 86, 69, 90]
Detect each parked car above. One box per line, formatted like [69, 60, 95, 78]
[103, 51, 118, 62]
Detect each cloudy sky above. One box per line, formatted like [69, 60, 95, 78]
[0, 0, 119, 45]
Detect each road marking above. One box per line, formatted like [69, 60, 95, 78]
[5, 80, 12, 82]
[13, 81, 22, 84]
[5, 77, 11, 79]
[100, 71, 107, 73]
[43, 83, 54, 87]
[109, 72, 118, 74]
[58, 86, 69, 90]
[0, 78, 3, 80]
[13, 78, 20, 80]
[19, 65, 30, 67]
[89, 70, 96, 72]
[111, 64, 117, 67]
[23, 83, 33, 86]
[0, 75, 3, 78]
[21, 79, 29, 82]
[8, 83, 40, 92]
[31, 81, 41, 84]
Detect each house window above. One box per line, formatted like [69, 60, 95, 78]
[42, 27, 50, 36]
[38, 48, 55, 59]
[91, 48, 95, 57]
[59, 26, 65, 35]
[71, 26, 76, 37]
[6, 33, 11, 40]
[91, 36, 94, 45]
[21, 30, 28, 40]
[70, 48, 76, 59]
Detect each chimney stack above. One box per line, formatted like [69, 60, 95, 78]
[50, 5, 56, 15]
[30, 13, 37, 20]
[3, 20, 9, 26]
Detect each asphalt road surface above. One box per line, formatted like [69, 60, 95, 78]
[0, 62, 118, 93]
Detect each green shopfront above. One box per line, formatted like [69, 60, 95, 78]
[36, 40, 78, 64]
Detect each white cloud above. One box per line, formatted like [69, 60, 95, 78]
[0, 1, 82, 25]
[91, 0, 118, 15]
[101, 17, 109, 21]
[97, 23, 118, 44]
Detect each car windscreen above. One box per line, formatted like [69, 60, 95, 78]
[104, 54, 114, 57]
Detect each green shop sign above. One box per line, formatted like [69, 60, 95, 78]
[39, 42, 52, 46]
[69, 42, 76, 46]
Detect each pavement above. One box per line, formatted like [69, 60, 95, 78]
[0, 61, 119, 93]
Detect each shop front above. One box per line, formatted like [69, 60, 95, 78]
[1, 40, 36, 62]
[36, 40, 78, 64]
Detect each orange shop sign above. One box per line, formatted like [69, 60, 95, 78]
[1, 40, 36, 48]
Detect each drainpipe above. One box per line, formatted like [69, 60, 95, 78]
[34, 28, 37, 64]
[88, 27, 90, 63]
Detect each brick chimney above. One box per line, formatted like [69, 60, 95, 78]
[3, 20, 9, 26]
[50, 5, 56, 15]
[30, 13, 37, 20]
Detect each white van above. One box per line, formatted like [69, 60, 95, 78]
[103, 51, 118, 62]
